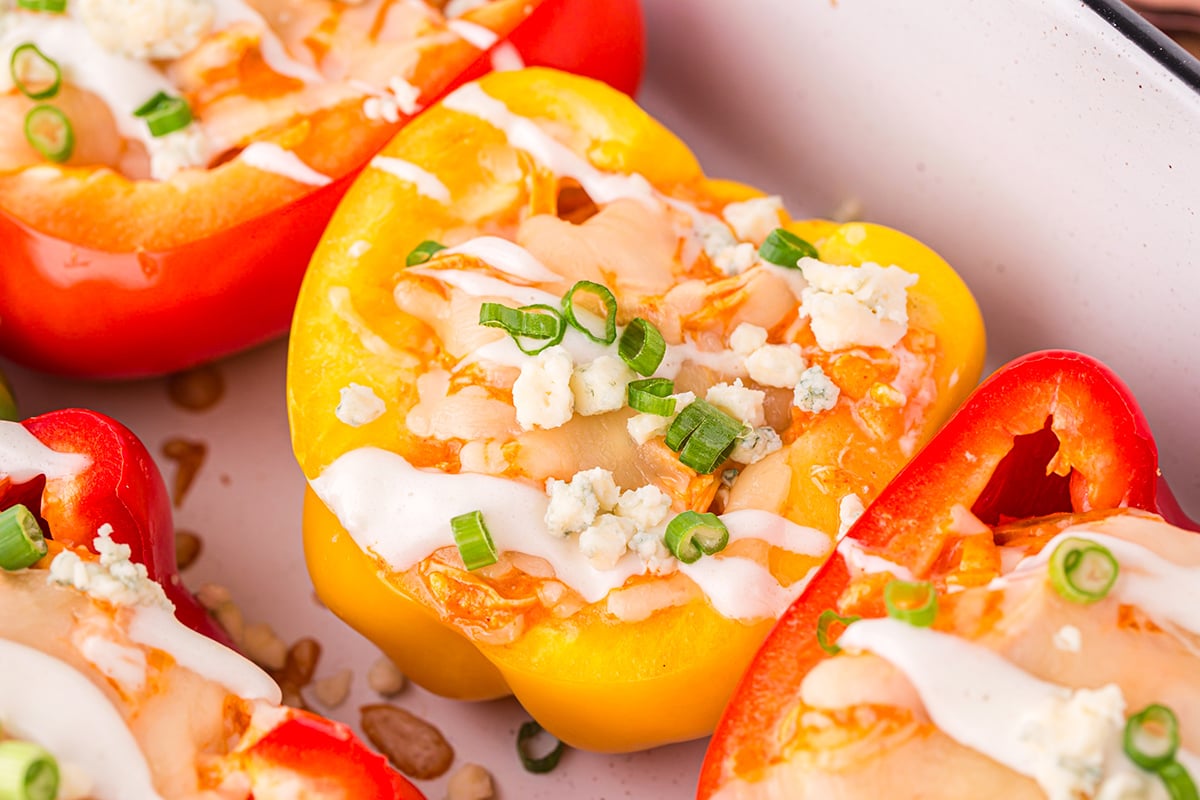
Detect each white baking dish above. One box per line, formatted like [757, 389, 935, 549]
[4, 1, 1199, 797]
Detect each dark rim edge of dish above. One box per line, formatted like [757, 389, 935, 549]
[1083, 0, 1200, 93]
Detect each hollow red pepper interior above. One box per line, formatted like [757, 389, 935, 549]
[698, 349, 1193, 797]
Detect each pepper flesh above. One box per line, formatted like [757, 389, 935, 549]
[698, 350, 1191, 798]
[0, 0, 644, 378]
[2, 409, 227, 644]
[288, 68, 987, 752]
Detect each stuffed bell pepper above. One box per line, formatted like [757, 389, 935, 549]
[700, 350, 1200, 800]
[0, 0, 643, 378]
[287, 68, 987, 752]
[0, 413, 422, 799]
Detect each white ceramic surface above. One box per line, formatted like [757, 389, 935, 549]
[4, 2, 1199, 798]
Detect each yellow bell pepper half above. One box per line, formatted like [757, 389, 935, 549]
[287, 68, 986, 752]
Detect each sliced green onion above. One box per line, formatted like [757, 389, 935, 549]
[664, 511, 729, 564]
[816, 609, 861, 655]
[560, 281, 617, 344]
[16, 0, 66, 11]
[478, 302, 565, 355]
[758, 228, 819, 267]
[132, 91, 193, 137]
[405, 239, 445, 267]
[1049, 537, 1119, 604]
[517, 721, 566, 774]
[618, 317, 666, 376]
[1157, 761, 1199, 800]
[450, 510, 498, 571]
[627, 378, 675, 415]
[884, 579, 937, 628]
[0, 505, 47, 571]
[23, 104, 73, 163]
[0, 740, 59, 800]
[664, 400, 743, 473]
[663, 398, 706, 451]
[1125, 704, 1181, 771]
[10, 44, 61, 100]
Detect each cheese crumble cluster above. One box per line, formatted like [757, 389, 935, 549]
[544, 468, 675, 572]
[48, 525, 173, 609]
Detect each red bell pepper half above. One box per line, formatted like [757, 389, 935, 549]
[697, 349, 1197, 798]
[240, 710, 426, 800]
[0, 0, 644, 379]
[2, 408, 229, 645]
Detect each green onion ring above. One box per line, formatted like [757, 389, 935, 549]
[758, 228, 819, 267]
[1157, 761, 1199, 800]
[618, 317, 666, 376]
[664, 511, 729, 564]
[884, 579, 938, 628]
[627, 378, 675, 415]
[0, 739, 59, 800]
[10, 44, 61, 100]
[1048, 537, 1119, 604]
[1125, 704, 1182, 771]
[133, 91, 193, 137]
[16, 0, 66, 11]
[450, 510, 498, 571]
[0, 505, 47, 571]
[560, 281, 617, 344]
[405, 240, 446, 267]
[23, 104, 73, 164]
[664, 400, 743, 474]
[478, 302, 566, 355]
[517, 721, 567, 774]
[816, 609, 862, 655]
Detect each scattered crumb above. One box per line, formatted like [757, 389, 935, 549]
[1053, 625, 1082, 653]
[161, 437, 207, 507]
[312, 668, 354, 708]
[242, 622, 289, 671]
[196, 583, 231, 610]
[166, 363, 225, 412]
[367, 657, 407, 697]
[446, 763, 494, 800]
[174, 530, 202, 570]
[361, 704, 454, 779]
[214, 602, 245, 647]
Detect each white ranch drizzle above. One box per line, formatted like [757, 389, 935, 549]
[441, 237, 561, 282]
[446, 19, 499, 50]
[369, 156, 452, 203]
[0, 14, 174, 148]
[309, 447, 825, 620]
[839, 619, 1200, 795]
[210, 0, 324, 84]
[0, 639, 163, 800]
[441, 83, 660, 207]
[240, 143, 332, 186]
[1004, 528, 1200, 639]
[0, 421, 91, 483]
[77, 634, 148, 693]
[836, 535, 916, 581]
[127, 605, 282, 702]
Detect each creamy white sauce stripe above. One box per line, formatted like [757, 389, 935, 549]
[210, 0, 324, 84]
[1005, 529, 1200, 639]
[446, 19, 499, 50]
[441, 83, 660, 207]
[0, 421, 91, 483]
[241, 143, 332, 186]
[839, 619, 1200, 797]
[0, 14, 174, 148]
[370, 156, 452, 203]
[0, 639, 163, 800]
[837, 536, 916, 581]
[310, 447, 824, 619]
[128, 605, 281, 702]
[442, 237, 562, 282]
